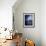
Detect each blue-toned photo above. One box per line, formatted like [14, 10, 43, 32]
[23, 13, 35, 28]
[25, 15, 32, 25]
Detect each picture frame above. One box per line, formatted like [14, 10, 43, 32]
[23, 13, 35, 28]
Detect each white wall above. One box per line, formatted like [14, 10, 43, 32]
[13, 0, 41, 46]
[0, 0, 16, 30]
[40, 0, 46, 46]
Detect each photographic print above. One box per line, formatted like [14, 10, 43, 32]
[23, 13, 35, 28]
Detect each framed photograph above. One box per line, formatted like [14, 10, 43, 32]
[23, 13, 35, 28]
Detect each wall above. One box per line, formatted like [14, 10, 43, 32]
[40, 0, 46, 46]
[0, 0, 17, 39]
[13, 0, 41, 46]
[0, 0, 16, 30]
